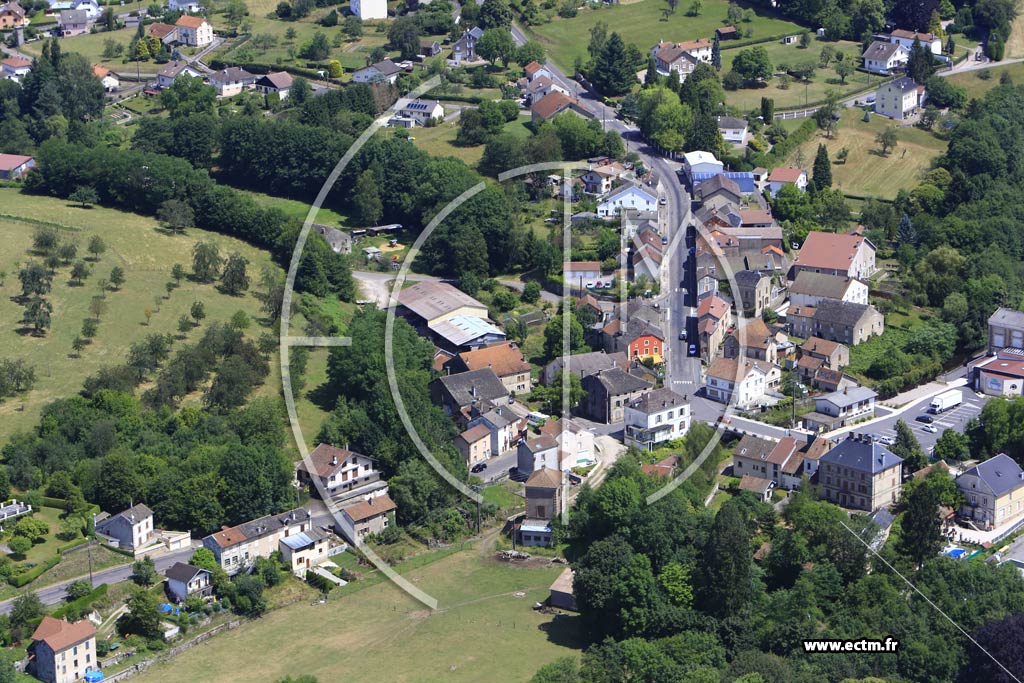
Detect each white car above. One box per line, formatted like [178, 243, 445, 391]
[921, 424, 938, 433]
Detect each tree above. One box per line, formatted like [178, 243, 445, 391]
[933, 428, 970, 463]
[131, 557, 157, 586]
[521, 281, 541, 304]
[387, 16, 421, 60]
[19, 262, 51, 298]
[876, 127, 898, 155]
[354, 170, 383, 225]
[686, 0, 702, 16]
[69, 185, 98, 208]
[342, 15, 363, 40]
[301, 31, 331, 61]
[65, 579, 92, 602]
[123, 588, 162, 639]
[190, 301, 206, 325]
[87, 235, 106, 261]
[192, 242, 223, 282]
[960, 612, 1024, 683]
[898, 481, 943, 567]
[476, 28, 517, 67]
[731, 46, 772, 82]
[530, 370, 585, 413]
[9, 593, 43, 631]
[700, 500, 751, 617]
[907, 37, 935, 84]
[172, 263, 186, 286]
[71, 336, 86, 358]
[160, 75, 216, 118]
[89, 296, 107, 321]
[542, 314, 585, 359]
[143, 307, 154, 325]
[892, 420, 928, 472]
[811, 143, 832, 191]
[70, 261, 89, 285]
[760, 96, 774, 123]
[7, 536, 31, 556]
[711, 33, 721, 70]
[23, 297, 53, 336]
[479, 0, 512, 28]
[834, 59, 853, 84]
[516, 40, 545, 66]
[591, 33, 637, 97]
[82, 318, 98, 339]
[109, 266, 125, 291]
[220, 253, 250, 296]
[158, 199, 195, 234]
[58, 243, 77, 265]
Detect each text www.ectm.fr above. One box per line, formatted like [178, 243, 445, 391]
[803, 638, 900, 654]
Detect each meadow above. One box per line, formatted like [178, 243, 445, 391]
[0, 188, 282, 444]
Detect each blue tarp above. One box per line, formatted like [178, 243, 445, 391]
[84, 670, 104, 682]
[947, 548, 967, 559]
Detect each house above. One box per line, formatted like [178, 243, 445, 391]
[581, 161, 628, 194]
[255, 71, 293, 99]
[682, 150, 723, 179]
[445, 342, 532, 395]
[703, 357, 771, 408]
[797, 336, 849, 383]
[804, 386, 878, 431]
[717, 115, 748, 144]
[30, 617, 97, 683]
[165, 562, 212, 603]
[789, 271, 869, 307]
[338, 494, 397, 545]
[540, 417, 596, 467]
[520, 467, 562, 547]
[312, 224, 352, 254]
[542, 350, 626, 385]
[397, 99, 444, 126]
[641, 454, 679, 478]
[175, 15, 213, 47]
[734, 270, 771, 318]
[767, 167, 808, 197]
[57, 9, 89, 36]
[94, 503, 154, 550]
[208, 66, 255, 97]
[624, 388, 690, 450]
[716, 25, 739, 40]
[279, 527, 329, 576]
[652, 38, 713, 63]
[790, 231, 876, 279]
[295, 443, 388, 504]
[575, 293, 606, 323]
[632, 228, 664, 282]
[957, 453, 1024, 530]
[876, 76, 921, 120]
[92, 65, 118, 91]
[564, 260, 602, 287]
[419, 40, 441, 58]
[808, 300, 884, 346]
[148, 22, 179, 43]
[597, 183, 658, 217]
[451, 26, 484, 62]
[988, 307, 1024, 353]
[886, 29, 942, 55]
[398, 281, 488, 327]
[862, 40, 909, 75]
[818, 434, 903, 511]
[52, 0, 98, 19]
[549, 568, 576, 610]
[600, 313, 665, 363]
[353, 59, 402, 84]
[651, 42, 699, 83]
[351, 0, 385, 19]
[725, 318, 778, 365]
[970, 351, 1024, 398]
[1, 56, 31, 82]
[430, 367, 509, 417]
[202, 507, 314, 575]
[156, 61, 204, 88]
[580, 367, 652, 423]
[524, 75, 568, 105]
[738, 475, 773, 502]
[530, 90, 591, 124]
[455, 423, 491, 466]
[468, 405, 519, 454]
[0, 153, 34, 180]
[517, 435, 560, 476]
[739, 208, 775, 228]
[695, 174, 742, 206]
[523, 60, 552, 82]
[731, 434, 775, 481]
[0, 2, 28, 29]
[168, 0, 203, 11]
[697, 294, 732, 361]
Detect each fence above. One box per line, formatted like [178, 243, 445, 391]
[102, 620, 243, 682]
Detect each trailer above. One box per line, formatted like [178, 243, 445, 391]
[929, 389, 962, 414]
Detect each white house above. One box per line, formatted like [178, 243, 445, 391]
[876, 76, 922, 120]
[791, 231, 876, 280]
[175, 15, 213, 47]
[597, 184, 658, 217]
[581, 162, 628, 194]
[156, 61, 204, 88]
[351, 0, 386, 20]
[92, 65, 118, 91]
[862, 40, 909, 75]
[53, 0, 98, 19]
[397, 99, 444, 126]
[352, 59, 401, 84]
[789, 272, 869, 308]
[255, 71, 293, 99]
[168, 0, 203, 11]
[564, 260, 602, 286]
[717, 116, 748, 144]
[165, 562, 212, 603]
[1, 56, 31, 82]
[539, 417, 596, 468]
[524, 60, 552, 82]
[652, 38, 713, 64]
[813, 386, 877, 424]
[208, 66, 255, 97]
[682, 150, 724, 178]
[95, 503, 154, 550]
[624, 388, 690, 450]
[704, 357, 771, 409]
[651, 42, 698, 84]
[57, 9, 89, 36]
[767, 167, 807, 197]
[887, 29, 942, 55]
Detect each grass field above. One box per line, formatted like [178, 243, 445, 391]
[0, 188, 282, 444]
[946, 62, 1024, 99]
[133, 550, 582, 683]
[1006, 6, 1024, 59]
[784, 108, 947, 200]
[400, 114, 534, 169]
[21, 27, 141, 68]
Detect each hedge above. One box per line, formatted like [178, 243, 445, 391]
[750, 117, 817, 168]
[51, 584, 109, 620]
[719, 32, 799, 51]
[9, 555, 60, 587]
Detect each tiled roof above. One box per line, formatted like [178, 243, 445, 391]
[794, 232, 871, 273]
[738, 474, 773, 494]
[862, 40, 906, 61]
[165, 562, 207, 583]
[790, 271, 860, 299]
[453, 342, 529, 378]
[767, 167, 805, 183]
[800, 336, 844, 357]
[587, 367, 651, 395]
[733, 434, 776, 461]
[2, 56, 31, 69]
[297, 443, 368, 480]
[697, 295, 730, 320]
[175, 14, 207, 28]
[435, 368, 508, 406]
[813, 300, 874, 326]
[526, 466, 561, 488]
[0, 153, 32, 171]
[342, 494, 397, 522]
[32, 617, 95, 652]
[458, 423, 491, 444]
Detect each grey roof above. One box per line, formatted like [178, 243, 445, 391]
[371, 59, 401, 76]
[478, 407, 512, 429]
[587, 367, 652, 395]
[603, 182, 657, 204]
[818, 386, 877, 409]
[790, 272, 859, 299]
[813, 300, 874, 326]
[165, 562, 207, 583]
[279, 527, 324, 551]
[209, 67, 255, 83]
[398, 281, 487, 322]
[256, 71, 294, 89]
[629, 388, 688, 414]
[697, 173, 742, 201]
[733, 434, 776, 461]
[820, 435, 902, 474]
[862, 40, 905, 62]
[734, 269, 768, 286]
[870, 507, 895, 531]
[436, 368, 508, 406]
[887, 75, 918, 92]
[717, 116, 747, 129]
[521, 435, 558, 453]
[989, 307, 1024, 329]
[237, 507, 312, 542]
[59, 8, 87, 23]
[960, 453, 1024, 498]
[98, 503, 153, 527]
[544, 351, 622, 380]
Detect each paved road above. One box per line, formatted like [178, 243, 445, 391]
[0, 544, 197, 615]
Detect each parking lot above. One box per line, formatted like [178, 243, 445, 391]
[833, 386, 989, 452]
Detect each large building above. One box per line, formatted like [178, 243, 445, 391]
[987, 307, 1024, 354]
[94, 503, 154, 550]
[624, 388, 690, 450]
[203, 507, 315, 575]
[295, 443, 388, 504]
[580, 367, 651, 423]
[30, 617, 98, 683]
[957, 453, 1024, 530]
[444, 342, 532, 395]
[397, 281, 488, 327]
[818, 435, 903, 511]
[351, 0, 386, 19]
[791, 232, 876, 280]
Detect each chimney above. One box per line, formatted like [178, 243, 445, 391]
[471, 385, 478, 397]
[743, 256, 750, 271]
[331, 456, 337, 466]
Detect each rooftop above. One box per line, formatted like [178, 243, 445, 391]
[767, 167, 805, 183]
[297, 443, 369, 480]
[526, 466, 562, 489]
[790, 271, 861, 299]
[818, 386, 877, 408]
[429, 315, 505, 347]
[820, 434, 902, 474]
[794, 231, 873, 273]
[343, 494, 397, 522]
[959, 453, 1024, 498]
[989, 307, 1024, 329]
[165, 562, 208, 583]
[813, 300, 875, 327]
[175, 14, 207, 28]
[587, 367, 652, 395]
[398, 280, 487, 322]
[32, 617, 96, 652]
[628, 387, 688, 414]
[452, 342, 529, 377]
[435, 367, 508, 406]
[457, 423, 491, 444]
[0, 153, 32, 171]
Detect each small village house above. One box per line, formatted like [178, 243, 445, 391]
[767, 167, 808, 197]
[338, 494, 397, 545]
[30, 617, 97, 683]
[862, 40, 909, 75]
[350, 0, 385, 19]
[203, 507, 314, 575]
[624, 387, 691, 450]
[580, 367, 652, 423]
[94, 503, 154, 550]
[279, 527, 329, 576]
[790, 231, 876, 280]
[174, 14, 213, 47]
[956, 454, 1024, 530]
[209, 66, 256, 97]
[876, 76, 924, 120]
[165, 562, 212, 603]
[818, 435, 903, 511]
[455, 423, 491, 466]
[353, 59, 402, 84]
[0, 153, 34, 180]
[255, 71, 293, 100]
[57, 9, 89, 37]
[295, 443, 388, 504]
[519, 467, 562, 547]
[1, 55, 32, 82]
[444, 342, 532, 395]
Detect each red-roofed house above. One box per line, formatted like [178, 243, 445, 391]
[30, 617, 97, 683]
[767, 167, 808, 196]
[523, 60, 552, 82]
[0, 153, 34, 180]
[1, 55, 31, 81]
[530, 90, 592, 124]
[175, 14, 213, 46]
[339, 494, 397, 545]
[455, 423, 493, 466]
[697, 295, 732, 360]
[791, 231, 876, 279]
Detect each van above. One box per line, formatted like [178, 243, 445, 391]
[527, 411, 549, 426]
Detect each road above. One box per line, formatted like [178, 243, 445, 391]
[0, 544, 197, 615]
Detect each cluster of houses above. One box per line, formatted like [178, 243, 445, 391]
[156, 61, 294, 99]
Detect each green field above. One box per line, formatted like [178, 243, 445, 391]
[784, 108, 947, 200]
[946, 62, 1024, 99]
[401, 114, 534, 168]
[21, 27, 144, 68]
[0, 188, 282, 444]
[527, 0, 805, 74]
[133, 550, 582, 683]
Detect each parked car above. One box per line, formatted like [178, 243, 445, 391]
[688, 343, 697, 356]
[921, 424, 939, 433]
[916, 414, 934, 424]
[679, 329, 687, 340]
[471, 463, 488, 473]
[879, 436, 896, 446]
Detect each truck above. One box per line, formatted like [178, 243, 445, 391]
[929, 390, 962, 414]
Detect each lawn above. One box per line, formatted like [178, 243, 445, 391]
[784, 108, 947, 200]
[21, 27, 150, 71]
[132, 550, 583, 683]
[1006, 8, 1024, 59]
[0, 188, 282, 444]
[527, 0, 805, 74]
[946, 62, 1024, 99]
[401, 113, 534, 169]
